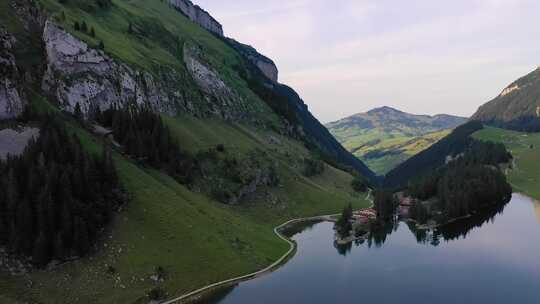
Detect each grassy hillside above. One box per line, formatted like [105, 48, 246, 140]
[326, 106, 465, 175]
[473, 127, 540, 200]
[355, 129, 451, 175]
[1, 1, 374, 301]
[38, 0, 274, 122]
[0, 105, 369, 304]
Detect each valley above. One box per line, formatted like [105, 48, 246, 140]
[1, 0, 540, 303]
[326, 107, 466, 175]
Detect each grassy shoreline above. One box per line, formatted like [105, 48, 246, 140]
[473, 127, 540, 200]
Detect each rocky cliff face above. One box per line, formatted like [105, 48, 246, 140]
[183, 44, 249, 119]
[164, 1, 278, 83]
[168, 0, 223, 36]
[226, 38, 279, 82]
[0, 26, 26, 120]
[42, 21, 181, 117]
[41, 21, 260, 121]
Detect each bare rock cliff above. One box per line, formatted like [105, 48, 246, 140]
[226, 38, 279, 82]
[41, 21, 258, 121]
[0, 26, 26, 119]
[183, 45, 249, 119]
[168, 0, 223, 36]
[42, 21, 184, 117]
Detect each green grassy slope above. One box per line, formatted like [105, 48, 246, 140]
[0, 113, 369, 304]
[38, 0, 273, 121]
[473, 127, 540, 200]
[356, 129, 451, 175]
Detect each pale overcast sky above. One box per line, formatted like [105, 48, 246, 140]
[196, 0, 540, 123]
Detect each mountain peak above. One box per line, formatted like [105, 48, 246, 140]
[367, 106, 403, 114]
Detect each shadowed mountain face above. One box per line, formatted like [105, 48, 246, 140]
[326, 107, 467, 175]
[472, 67, 540, 132]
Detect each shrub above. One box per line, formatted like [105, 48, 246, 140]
[147, 287, 166, 301]
[351, 176, 368, 192]
[303, 157, 325, 177]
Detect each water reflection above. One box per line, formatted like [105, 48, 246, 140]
[201, 194, 540, 304]
[533, 198, 540, 222]
[350, 200, 510, 251]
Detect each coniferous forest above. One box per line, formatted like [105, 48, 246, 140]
[0, 116, 123, 266]
[407, 139, 513, 221]
[94, 106, 197, 184]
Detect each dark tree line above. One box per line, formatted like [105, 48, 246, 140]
[385, 121, 485, 187]
[94, 106, 197, 184]
[335, 204, 353, 237]
[407, 138, 513, 221]
[0, 117, 123, 266]
[351, 176, 369, 193]
[373, 190, 397, 220]
[302, 157, 325, 177]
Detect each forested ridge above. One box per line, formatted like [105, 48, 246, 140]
[0, 116, 124, 266]
[384, 121, 485, 187]
[406, 139, 513, 223]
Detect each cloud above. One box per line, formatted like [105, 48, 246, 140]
[195, 0, 540, 122]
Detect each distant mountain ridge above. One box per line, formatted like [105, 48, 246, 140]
[326, 106, 467, 175]
[472, 67, 540, 131]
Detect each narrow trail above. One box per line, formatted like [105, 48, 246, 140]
[161, 189, 374, 304]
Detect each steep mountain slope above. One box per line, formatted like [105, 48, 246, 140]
[326, 106, 466, 175]
[384, 121, 484, 187]
[472, 67, 540, 131]
[0, 0, 373, 302]
[34, 0, 374, 182]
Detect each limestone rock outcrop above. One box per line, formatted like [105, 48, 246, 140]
[183, 45, 248, 119]
[168, 0, 223, 36]
[42, 21, 183, 117]
[226, 38, 279, 82]
[0, 27, 26, 120]
[41, 21, 256, 121]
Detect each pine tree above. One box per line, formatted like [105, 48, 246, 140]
[33, 232, 50, 266]
[74, 21, 80, 31]
[74, 102, 83, 120]
[81, 21, 88, 33]
[90, 27, 96, 38]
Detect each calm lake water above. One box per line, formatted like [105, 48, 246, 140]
[206, 193, 540, 304]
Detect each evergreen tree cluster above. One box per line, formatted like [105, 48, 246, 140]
[373, 190, 397, 220]
[436, 162, 512, 219]
[351, 176, 369, 193]
[385, 121, 485, 187]
[95, 106, 197, 184]
[0, 117, 122, 266]
[407, 138, 513, 221]
[302, 157, 325, 177]
[335, 204, 353, 237]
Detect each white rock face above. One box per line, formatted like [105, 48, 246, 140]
[225, 38, 279, 82]
[168, 0, 223, 36]
[42, 21, 179, 117]
[0, 127, 39, 159]
[183, 45, 246, 119]
[0, 27, 26, 120]
[500, 84, 520, 97]
[42, 21, 253, 121]
[256, 60, 279, 83]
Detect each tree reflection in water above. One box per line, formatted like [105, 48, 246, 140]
[335, 200, 509, 254]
